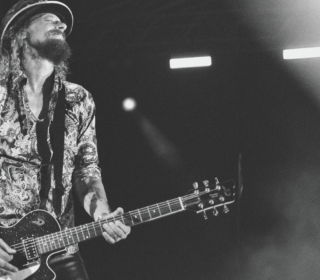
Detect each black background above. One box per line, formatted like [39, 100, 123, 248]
[2, 1, 320, 279]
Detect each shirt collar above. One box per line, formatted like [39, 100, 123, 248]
[12, 70, 62, 91]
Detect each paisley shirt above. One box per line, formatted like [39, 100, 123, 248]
[0, 72, 101, 234]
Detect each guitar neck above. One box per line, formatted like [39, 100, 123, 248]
[36, 197, 185, 254]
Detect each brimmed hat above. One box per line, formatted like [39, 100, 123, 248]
[1, 0, 73, 52]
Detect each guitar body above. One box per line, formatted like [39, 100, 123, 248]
[0, 210, 66, 280]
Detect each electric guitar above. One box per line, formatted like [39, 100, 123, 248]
[0, 178, 235, 280]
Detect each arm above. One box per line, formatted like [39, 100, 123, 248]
[74, 177, 131, 244]
[72, 88, 130, 244]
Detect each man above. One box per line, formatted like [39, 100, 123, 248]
[0, 1, 131, 279]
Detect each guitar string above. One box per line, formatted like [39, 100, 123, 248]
[10, 192, 202, 255]
[10, 194, 197, 255]
[9, 190, 211, 256]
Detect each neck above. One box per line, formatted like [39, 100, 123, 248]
[22, 53, 55, 95]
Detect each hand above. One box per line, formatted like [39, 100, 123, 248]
[101, 207, 131, 244]
[0, 238, 18, 276]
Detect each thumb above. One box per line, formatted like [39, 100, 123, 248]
[112, 207, 124, 216]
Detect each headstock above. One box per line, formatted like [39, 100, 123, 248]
[182, 178, 235, 219]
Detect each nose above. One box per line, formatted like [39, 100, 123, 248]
[55, 21, 67, 32]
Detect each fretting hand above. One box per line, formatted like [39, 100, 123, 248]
[100, 207, 131, 244]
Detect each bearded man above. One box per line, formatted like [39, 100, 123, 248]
[0, 1, 131, 279]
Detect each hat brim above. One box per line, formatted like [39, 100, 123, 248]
[1, 1, 73, 51]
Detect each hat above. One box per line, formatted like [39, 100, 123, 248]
[1, 0, 73, 52]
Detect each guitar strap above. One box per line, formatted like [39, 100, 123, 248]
[39, 83, 65, 217]
[50, 83, 66, 217]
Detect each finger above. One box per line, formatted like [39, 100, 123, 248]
[109, 221, 130, 239]
[0, 249, 14, 263]
[0, 239, 16, 255]
[115, 221, 131, 236]
[102, 231, 116, 245]
[102, 223, 118, 244]
[112, 207, 124, 217]
[0, 259, 18, 273]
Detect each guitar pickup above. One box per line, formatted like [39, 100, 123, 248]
[22, 238, 39, 260]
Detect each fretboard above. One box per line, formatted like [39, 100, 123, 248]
[36, 197, 184, 254]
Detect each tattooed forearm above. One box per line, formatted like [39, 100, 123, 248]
[84, 189, 105, 217]
[75, 178, 111, 220]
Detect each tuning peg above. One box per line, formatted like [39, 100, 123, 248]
[212, 208, 219, 216]
[203, 211, 208, 220]
[215, 178, 221, 191]
[193, 182, 198, 189]
[203, 180, 209, 187]
[198, 203, 208, 219]
[223, 205, 229, 214]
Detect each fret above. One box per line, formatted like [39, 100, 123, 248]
[170, 199, 183, 212]
[98, 220, 104, 234]
[146, 206, 152, 220]
[79, 226, 86, 241]
[55, 232, 63, 249]
[130, 210, 142, 224]
[72, 227, 80, 243]
[42, 236, 52, 253]
[49, 234, 56, 250]
[159, 201, 171, 215]
[122, 213, 134, 227]
[140, 207, 151, 222]
[83, 224, 90, 239]
[67, 228, 75, 245]
[92, 222, 98, 237]
[95, 221, 103, 235]
[62, 230, 69, 246]
[120, 215, 125, 225]
[149, 204, 161, 218]
[35, 238, 44, 254]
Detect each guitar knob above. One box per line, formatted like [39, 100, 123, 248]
[223, 205, 229, 214]
[203, 180, 209, 187]
[193, 182, 198, 189]
[219, 196, 225, 202]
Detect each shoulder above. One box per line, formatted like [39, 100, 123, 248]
[63, 81, 94, 104]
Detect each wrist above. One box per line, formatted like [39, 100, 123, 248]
[97, 212, 111, 221]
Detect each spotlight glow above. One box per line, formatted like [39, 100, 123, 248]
[283, 47, 320, 60]
[122, 98, 137, 112]
[170, 56, 212, 69]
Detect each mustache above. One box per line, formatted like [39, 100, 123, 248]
[48, 30, 66, 38]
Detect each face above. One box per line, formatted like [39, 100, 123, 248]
[23, 13, 71, 64]
[25, 13, 67, 43]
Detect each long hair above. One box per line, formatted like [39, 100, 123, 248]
[0, 14, 69, 81]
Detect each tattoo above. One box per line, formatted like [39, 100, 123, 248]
[84, 188, 104, 218]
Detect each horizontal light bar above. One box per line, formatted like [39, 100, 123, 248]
[283, 47, 320, 60]
[170, 56, 212, 69]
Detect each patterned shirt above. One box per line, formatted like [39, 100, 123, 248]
[0, 71, 101, 233]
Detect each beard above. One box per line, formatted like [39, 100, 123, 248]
[26, 32, 72, 65]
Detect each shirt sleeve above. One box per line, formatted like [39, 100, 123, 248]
[72, 86, 102, 185]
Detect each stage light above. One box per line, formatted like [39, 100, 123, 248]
[170, 56, 212, 69]
[283, 47, 320, 60]
[122, 98, 137, 112]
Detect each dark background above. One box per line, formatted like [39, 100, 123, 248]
[2, 1, 320, 279]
